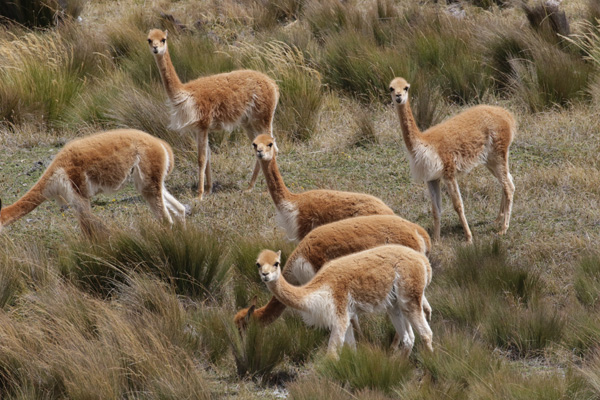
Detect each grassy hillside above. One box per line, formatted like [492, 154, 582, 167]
[1, 0, 600, 398]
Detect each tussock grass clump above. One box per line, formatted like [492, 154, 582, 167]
[189, 307, 231, 365]
[0, 31, 89, 126]
[304, 0, 363, 43]
[351, 106, 378, 148]
[483, 299, 565, 357]
[61, 224, 229, 299]
[574, 253, 600, 308]
[321, 31, 412, 102]
[283, 315, 328, 364]
[227, 318, 292, 378]
[234, 41, 324, 141]
[318, 344, 412, 394]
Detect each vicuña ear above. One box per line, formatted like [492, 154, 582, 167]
[276, 250, 281, 261]
[249, 295, 258, 307]
[0, 198, 2, 211]
[245, 304, 256, 324]
[164, 30, 168, 39]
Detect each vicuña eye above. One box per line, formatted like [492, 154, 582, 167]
[252, 143, 257, 148]
[256, 263, 261, 268]
[274, 262, 279, 267]
[268, 143, 273, 148]
[147, 39, 152, 44]
[404, 86, 409, 91]
[389, 87, 394, 92]
[161, 38, 166, 43]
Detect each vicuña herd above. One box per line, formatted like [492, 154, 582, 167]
[0, 28, 521, 359]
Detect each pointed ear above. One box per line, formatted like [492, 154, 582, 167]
[245, 304, 256, 323]
[276, 250, 281, 261]
[273, 139, 279, 154]
[249, 295, 258, 307]
[407, 84, 411, 90]
[164, 30, 168, 38]
[0, 198, 2, 211]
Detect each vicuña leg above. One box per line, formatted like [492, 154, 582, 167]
[142, 186, 172, 224]
[327, 315, 350, 357]
[444, 177, 472, 243]
[205, 144, 212, 195]
[72, 194, 106, 239]
[423, 296, 432, 322]
[404, 305, 434, 353]
[344, 318, 357, 349]
[427, 179, 442, 241]
[163, 190, 186, 223]
[196, 129, 210, 200]
[388, 306, 415, 357]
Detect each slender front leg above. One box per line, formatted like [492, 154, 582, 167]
[244, 159, 261, 193]
[205, 145, 212, 195]
[427, 179, 442, 241]
[196, 129, 209, 200]
[444, 177, 472, 243]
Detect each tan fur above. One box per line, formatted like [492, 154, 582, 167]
[234, 215, 432, 329]
[147, 29, 279, 199]
[389, 77, 516, 243]
[252, 134, 395, 241]
[0, 129, 185, 237]
[257, 246, 433, 357]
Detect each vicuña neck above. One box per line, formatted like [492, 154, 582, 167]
[260, 157, 292, 207]
[396, 100, 421, 155]
[0, 182, 47, 226]
[265, 277, 308, 312]
[154, 50, 184, 100]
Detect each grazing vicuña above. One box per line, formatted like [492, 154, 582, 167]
[0, 129, 185, 237]
[235, 214, 432, 331]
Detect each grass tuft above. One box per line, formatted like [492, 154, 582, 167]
[318, 344, 412, 394]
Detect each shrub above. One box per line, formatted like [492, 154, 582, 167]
[318, 344, 413, 394]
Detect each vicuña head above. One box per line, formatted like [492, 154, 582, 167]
[389, 76, 515, 243]
[147, 29, 168, 56]
[252, 134, 279, 161]
[389, 77, 410, 105]
[257, 249, 282, 283]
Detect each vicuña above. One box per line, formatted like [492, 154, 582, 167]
[235, 214, 432, 331]
[148, 29, 279, 199]
[256, 245, 433, 358]
[0, 129, 185, 237]
[252, 134, 394, 241]
[389, 77, 515, 243]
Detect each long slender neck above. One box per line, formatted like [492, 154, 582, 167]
[0, 179, 47, 226]
[266, 276, 308, 312]
[395, 99, 421, 155]
[154, 48, 184, 100]
[259, 157, 292, 207]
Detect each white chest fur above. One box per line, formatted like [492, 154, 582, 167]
[275, 200, 299, 241]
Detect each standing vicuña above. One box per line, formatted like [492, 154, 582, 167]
[235, 214, 432, 330]
[0, 129, 185, 237]
[257, 245, 433, 358]
[148, 29, 279, 199]
[389, 77, 516, 243]
[252, 134, 394, 241]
